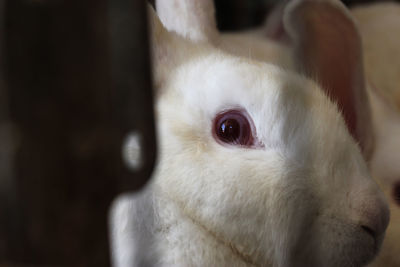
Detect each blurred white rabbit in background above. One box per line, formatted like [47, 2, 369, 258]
[111, 0, 394, 266]
[350, 3, 400, 266]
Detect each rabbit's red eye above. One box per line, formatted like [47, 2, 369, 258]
[213, 110, 254, 146]
[393, 182, 400, 206]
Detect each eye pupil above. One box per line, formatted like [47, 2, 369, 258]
[213, 109, 254, 146]
[219, 119, 240, 142]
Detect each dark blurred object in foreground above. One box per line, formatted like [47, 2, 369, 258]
[214, 0, 389, 31]
[0, 0, 155, 265]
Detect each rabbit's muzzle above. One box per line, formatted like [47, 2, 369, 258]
[357, 192, 390, 253]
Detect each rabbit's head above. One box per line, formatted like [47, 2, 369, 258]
[149, 0, 389, 266]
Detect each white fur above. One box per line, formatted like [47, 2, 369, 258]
[156, 0, 218, 42]
[111, 2, 391, 266]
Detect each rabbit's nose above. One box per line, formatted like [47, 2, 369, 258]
[357, 192, 390, 243]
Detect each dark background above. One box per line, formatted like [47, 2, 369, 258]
[213, 0, 398, 30]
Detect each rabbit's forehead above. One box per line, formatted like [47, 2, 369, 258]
[173, 56, 337, 126]
[175, 57, 302, 114]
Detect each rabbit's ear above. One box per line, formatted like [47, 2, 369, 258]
[283, 0, 374, 159]
[148, 5, 190, 93]
[155, 0, 218, 42]
[263, 0, 290, 41]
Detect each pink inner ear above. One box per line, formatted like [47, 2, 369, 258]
[285, 1, 373, 159]
[297, 21, 360, 141]
[264, 1, 289, 42]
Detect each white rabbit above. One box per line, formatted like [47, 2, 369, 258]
[111, 1, 390, 266]
[350, 3, 400, 266]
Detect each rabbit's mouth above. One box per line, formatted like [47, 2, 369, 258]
[333, 223, 383, 266]
[361, 225, 384, 255]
